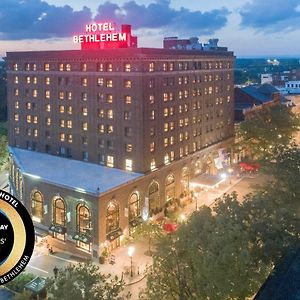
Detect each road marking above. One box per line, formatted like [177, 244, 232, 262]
[27, 265, 49, 274]
[49, 254, 77, 264]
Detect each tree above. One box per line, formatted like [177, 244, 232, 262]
[142, 196, 271, 300]
[131, 221, 163, 255]
[0, 134, 8, 171]
[6, 272, 35, 293]
[238, 105, 299, 161]
[46, 262, 130, 300]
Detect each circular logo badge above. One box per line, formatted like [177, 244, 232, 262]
[0, 190, 34, 285]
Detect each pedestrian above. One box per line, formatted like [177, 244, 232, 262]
[53, 266, 58, 279]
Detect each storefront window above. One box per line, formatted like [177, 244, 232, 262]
[76, 204, 91, 251]
[31, 191, 43, 222]
[181, 167, 190, 193]
[106, 202, 119, 233]
[52, 197, 66, 241]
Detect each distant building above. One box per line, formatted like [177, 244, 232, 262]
[234, 83, 280, 121]
[261, 74, 272, 85]
[254, 244, 300, 300]
[285, 81, 300, 94]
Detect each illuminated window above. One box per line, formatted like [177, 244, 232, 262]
[59, 119, 65, 128]
[164, 108, 169, 117]
[26, 115, 32, 123]
[164, 123, 169, 132]
[107, 155, 114, 167]
[82, 92, 87, 101]
[14, 114, 19, 121]
[164, 137, 168, 147]
[170, 136, 174, 145]
[125, 95, 132, 104]
[97, 78, 104, 86]
[67, 106, 72, 115]
[149, 95, 154, 104]
[107, 94, 113, 103]
[149, 62, 154, 72]
[82, 122, 88, 131]
[128, 192, 140, 223]
[170, 122, 174, 130]
[45, 77, 50, 85]
[13, 63, 18, 71]
[76, 204, 91, 250]
[60, 133, 65, 141]
[149, 79, 154, 88]
[31, 191, 43, 222]
[107, 109, 113, 119]
[32, 77, 37, 84]
[150, 110, 155, 120]
[14, 88, 19, 96]
[81, 63, 87, 72]
[163, 93, 168, 102]
[150, 159, 156, 171]
[125, 159, 133, 171]
[164, 153, 170, 165]
[107, 125, 113, 134]
[15, 127, 20, 134]
[106, 79, 113, 88]
[46, 117, 51, 126]
[125, 63, 131, 72]
[82, 77, 88, 87]
[66, 64, 71, 71]
[106, 63, 113, 72]
[59, 63, 64, 71]
[33, 129, 38, 137]
[98, 109, 104, 118]
[66, 91, 72, 100]
[67, 134, 72, 143]
[58, 91, 64, 100]
[32, 89, 37, 98]
[25, 63, 30, 71]
[124, 111, 132, 120]
[180, 147, 183, 157]
[98, 124, 105, 133]
[126, 143, 133, 152]
[82, 107, 88, 116]
[97, 63, 104, 72]
[170, 151, 174, 161]
[209, 87, 213, 94]
[227, 96, 231, 102]
[150, 142, 155, 152]
[106, 202, 119, 233]
[45, 90, 50, 99]
[179, 133, 184, 142]
[14, 76, 19, 84]
[67, 120, 72, 128]
[15, 101, 19, 109]
[27, 128, 31, 136]
[150, 127, 155, 136]
[124, 80, 132, 88]
[45, 104, 51, 112]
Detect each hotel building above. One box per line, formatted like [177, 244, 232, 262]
[6, 29, 235, 259]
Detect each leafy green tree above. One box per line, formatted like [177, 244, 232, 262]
[0, 134, 8, 171]
[238, 105, 299, 161]
[46, 262, 130, 300]
[142, 196, 271, 300]
[131, 221, 163, 255]
[6, 272, 35, 293]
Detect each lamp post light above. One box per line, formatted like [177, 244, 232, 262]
[128, 246, 135, 277]
[220, 173, 227, 181]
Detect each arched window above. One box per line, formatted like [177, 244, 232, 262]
[106, 202, 119, 234]
[165, 174, 175, 202]
[53, 197, 66, 227]
[128, 192, 140, 222]
[76, 204, 91, 234]
[31, 190, 43, 221]
[148, 181, 160, 215]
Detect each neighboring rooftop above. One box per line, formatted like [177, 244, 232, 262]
[239, 84, 279, 104]
[254, 244, 300, 300]
[10, 147, 143, 196]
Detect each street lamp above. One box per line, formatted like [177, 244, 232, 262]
[128, 246, 135, 277]
[220, 173, 227, 181]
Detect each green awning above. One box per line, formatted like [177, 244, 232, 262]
[49, 223, 66, 234]
[25, 277, 46, 294]
[106, 228, 123, 241]
[72, 232, 91, 244]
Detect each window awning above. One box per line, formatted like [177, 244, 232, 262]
[129, 216, 143, 228]
[25, 277, 46, 294]
[72, 232, 91, 244]
[106, 228, 123, 241]
[49, 223, 66, 234]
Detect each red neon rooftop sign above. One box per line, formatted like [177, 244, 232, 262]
[73, 22, 127, 44]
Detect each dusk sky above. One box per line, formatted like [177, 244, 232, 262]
[1, 0, 300, 58]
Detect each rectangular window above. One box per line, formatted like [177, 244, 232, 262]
[125, 95, 132, 104]
[45, 104, 51, 112]
[67, 106, 72, 115]
[106, 79, 113, 88]
[97, 78, 104, 86]
[125, 159, 133, 171]
[126, 143, 133, 152]
[81, 63, 87, 72]
[67, 120, 72, 129]
[98, 124, 105, 133]
[81, 77, 88, 87]
[60, 133, 65, 141]
[59, 105, 65, 113]
[107, 94, 113, 103]
[82, 122, 88, 131]
[66, 64, 71, 71]
[44, 63, 50, 71]
[106, 63, 113, 72]
[14, 114, 19, 121]
[149, 62, 154, 72]
[107, 155, 114, 167]
[59, 119, 65, 128]
[45, 77, 50, 85]
[59, 63, 64, 71]
[45, 90, 50, 99]
[82, 107, 88, 116]
[124, 80, 132, 88]
[82, 92, 87, 101]
[125, 63, 131, 72]
[107, 109, 113, 119]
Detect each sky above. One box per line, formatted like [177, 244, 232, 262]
[0, 0, 300, 58]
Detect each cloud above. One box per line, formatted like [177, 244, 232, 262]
[0, 0, 92, 40]
[240, 0, 300, 32]
[95, 0, 230, 35]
